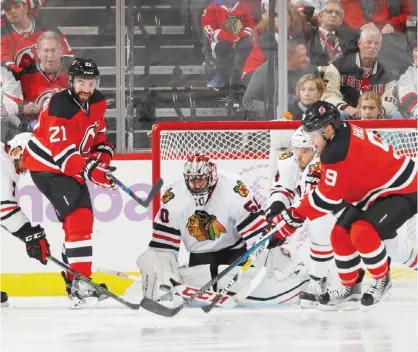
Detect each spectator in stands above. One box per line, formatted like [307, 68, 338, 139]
[397, 37, 417, 117]
[286, 73, 325, 120]
[1, 66, 23, 142]
[242, 0, 312, 86]
[18, 31, 69, 130]
[201, 0, 256, 90]
[321, 27, 398, 118]
[307, 0, 359, 72]
[0, 0, 44, 24]
[243, 38, 318, 118]
[341, 0, 414, 33]
[1, 0, 73, 72]
[358, 91, 385, 119]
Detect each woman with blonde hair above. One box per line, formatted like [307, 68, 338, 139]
[285, 74, 324, 120]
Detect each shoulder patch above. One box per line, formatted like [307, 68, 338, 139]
[321, 123, 350, 165]
[161, 188, 175, 204]
[279, 150, 293, 160]
[308, 161, 321, 177]
[48, 90, 80, 120]
[233, 181, 249, 197]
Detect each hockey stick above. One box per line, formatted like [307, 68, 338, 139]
[97, 267, 142, 282]
[139, 228, 278, 317]
[47, 256, 141, 310]
[110, 176, 164, 208]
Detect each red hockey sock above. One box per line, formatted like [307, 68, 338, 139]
[331, 224, 360, 286]
[351, 220, 388, 279]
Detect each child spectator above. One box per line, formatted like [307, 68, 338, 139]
[358, 91, 385, 119]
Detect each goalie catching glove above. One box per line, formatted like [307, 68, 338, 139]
[266, 208, 305, 249]
[83, 159, 116, 189]
[13, 223, 50, 265]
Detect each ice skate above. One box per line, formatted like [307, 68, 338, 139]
[361, 259, 392, 308]
[1, 291, 9, 308]
[300, 275, 327, 308]
[318, 268, 365, 311]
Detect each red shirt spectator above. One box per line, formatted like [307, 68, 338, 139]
[1, 0, 73, 71]
[17, 31, 69, 121]
[341, 0, 414, 32]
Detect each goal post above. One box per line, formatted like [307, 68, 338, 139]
[151, 119, 417, 280]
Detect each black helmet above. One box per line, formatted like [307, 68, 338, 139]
[302, 101, 342, 133]
[68, 58, 100, 86]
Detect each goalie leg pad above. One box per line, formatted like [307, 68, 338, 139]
[136, 248, 180, 300]
[179, 264, 213, 288]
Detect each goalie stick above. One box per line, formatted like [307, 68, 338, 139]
[97, 267, 142, 282]
[47, 256, 141, 310]
[110, 176, 163, 208]
[139, 227, 278, 317]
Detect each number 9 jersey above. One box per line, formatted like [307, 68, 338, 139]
[296, 123, 417, 220]
[22, 89, 108, 183]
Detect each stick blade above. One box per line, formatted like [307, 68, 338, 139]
[139, 297, 183, 318]
[145, 178, 164, 205]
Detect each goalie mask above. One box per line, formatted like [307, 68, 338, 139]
[184, 154, 218, 197]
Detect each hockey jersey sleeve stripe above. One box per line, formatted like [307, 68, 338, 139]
[27, 139, 60, 170]
[1, 206, 22, 221]
[153, 222, 181, 237]
[1, 200, 18, 205]
[54, 144, 77, 166]
[308, 188, 342, 214]
[0, 204, 18, 213]
[240, 217, 267, 237]
[152, 233, 181, 245]
[236, 211, 265, 233]
[149, 241, 179, 252]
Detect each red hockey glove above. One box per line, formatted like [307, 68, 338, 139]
[83, 159, 116, 189]
[267, 208, 305, 249]
[13, 223, 50, 265]
[90, 142, 114, 166]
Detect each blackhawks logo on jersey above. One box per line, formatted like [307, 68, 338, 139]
[279, 150, 293, 160]
[161, 188, 175, 204]
[186, 210, 227, 242]
[233, 181, 249, 197]
[308, 161, 322, 178]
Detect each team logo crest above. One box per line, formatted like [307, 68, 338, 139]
[279, 150, 293, 160]
[233, 181, 249, 197]
[186, 210, 227, 242]
[308, 161, 322, 178]
[319, 106, 326, 115]
[161, 188, 175, 204]
[224, 16, 242, 35]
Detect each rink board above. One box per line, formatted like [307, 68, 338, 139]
[0, 156, 271, 296]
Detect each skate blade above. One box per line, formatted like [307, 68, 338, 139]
[361, 288, 392, 312]
[69, 296, 99, 309]
[300, 299, 319, 309]
[318, 298, 360, 312]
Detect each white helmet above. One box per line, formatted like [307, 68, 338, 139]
[184, 153, 218, 196]
[291, 127, 314, 149]
[7, 132, 33, 160]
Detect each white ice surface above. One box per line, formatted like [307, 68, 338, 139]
[1, 289, 417, 352]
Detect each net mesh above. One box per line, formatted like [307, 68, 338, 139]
[158, 126, 417, 281]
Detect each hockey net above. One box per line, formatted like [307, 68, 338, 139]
[152, 120, 417, 281]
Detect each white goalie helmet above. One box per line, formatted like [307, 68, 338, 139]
[184, 153, 218, 196]
[7, 132, 33, 160]
[291, 126, 314, 150]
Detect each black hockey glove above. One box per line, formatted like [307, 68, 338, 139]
[265, 201, 286, 222]
[13, 223, 50, 265]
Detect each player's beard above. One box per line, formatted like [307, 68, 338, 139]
[76, 91, 92, 104]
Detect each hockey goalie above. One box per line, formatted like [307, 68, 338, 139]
[135, 154, 309, 307]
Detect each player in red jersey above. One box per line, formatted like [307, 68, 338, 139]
[22, 58, 115, 308]
[267, 101, 417, 309]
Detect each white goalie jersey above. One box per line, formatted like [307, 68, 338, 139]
[0, 145, 29, 234]
[150, 171, 267, 257]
